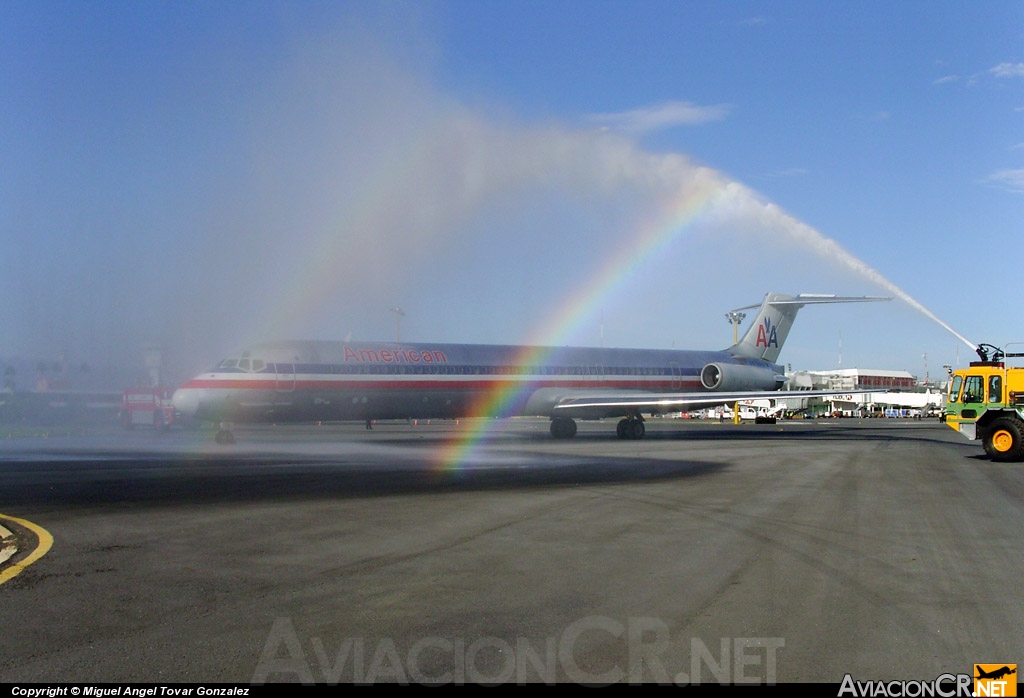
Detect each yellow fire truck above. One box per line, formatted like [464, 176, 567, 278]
[945, 344, 1024, 461]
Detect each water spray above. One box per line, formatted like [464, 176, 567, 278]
[711, 185, 979, 357]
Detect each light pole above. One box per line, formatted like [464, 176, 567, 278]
[725, 311, 746, 423]
[391, 308, 405, 342]
[725, 311, 746, 344]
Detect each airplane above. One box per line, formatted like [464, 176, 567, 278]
[171, 292, 889, 443]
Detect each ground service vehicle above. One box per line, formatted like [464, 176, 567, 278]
[119, 387, 178, 429]
[945, 344, 1024, 461]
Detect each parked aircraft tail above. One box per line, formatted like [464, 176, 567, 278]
[728, 293, 890, 363]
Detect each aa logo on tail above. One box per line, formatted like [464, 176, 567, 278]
[755, 317, 778, 349]
[975, 664, 1017, 697]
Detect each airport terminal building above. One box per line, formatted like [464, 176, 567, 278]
[784, 368, 943, 417]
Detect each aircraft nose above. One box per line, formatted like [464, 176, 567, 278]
[172, 387, 200, 416]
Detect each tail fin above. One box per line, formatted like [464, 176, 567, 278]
[728, 293, 890, 363]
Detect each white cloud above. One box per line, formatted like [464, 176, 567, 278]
[986, 169, 1024, 192]
[587, 100, 732, 134]
[933, 75, 957, 85]
[990, 62, 1024, 79]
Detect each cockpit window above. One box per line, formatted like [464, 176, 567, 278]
[220, 359, 238, 369]
[962, 375, 984, 404]
[238, 359, 250, 371]
[252, 360, 265, 372]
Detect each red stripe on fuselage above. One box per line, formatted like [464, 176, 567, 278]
[179, 376, 703, 392]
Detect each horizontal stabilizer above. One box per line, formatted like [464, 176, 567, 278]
[729, 294, 891, 312]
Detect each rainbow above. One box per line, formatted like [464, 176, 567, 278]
[251, 142, 731, 469]
[433, 176, 727, 470]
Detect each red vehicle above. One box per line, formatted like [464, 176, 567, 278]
[119, 387, 177, 429]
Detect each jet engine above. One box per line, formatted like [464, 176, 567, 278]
[700, 362, 785, 391]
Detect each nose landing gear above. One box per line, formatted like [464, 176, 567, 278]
[215, 423, 236, 444]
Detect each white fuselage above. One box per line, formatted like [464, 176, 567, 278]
[171, 340, 781, 424]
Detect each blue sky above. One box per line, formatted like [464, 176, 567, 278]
[2, 1, 1023, 383]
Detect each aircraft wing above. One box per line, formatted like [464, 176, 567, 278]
[552, 388, 883, 413]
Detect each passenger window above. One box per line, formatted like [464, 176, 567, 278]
[989, 375, 1002, 403]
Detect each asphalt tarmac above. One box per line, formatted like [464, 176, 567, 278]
[1, 417, 1021, 685]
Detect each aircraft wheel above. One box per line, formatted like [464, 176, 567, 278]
[631, 420, 646, 440]
[617, 418, 645, 440]
[617, 419, 629, 439]
[550, 417, 577, 439]
[983, 417, 1024, 462]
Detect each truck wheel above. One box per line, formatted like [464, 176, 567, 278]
[983, 417, 1024, 462]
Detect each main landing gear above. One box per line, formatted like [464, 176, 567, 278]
[549, 413, 647, 440]
[616, 414, 645, 440]
[550, 416, 578, 439]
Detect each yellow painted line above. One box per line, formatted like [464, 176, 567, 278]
[0, 523, 15, 565]
[0, 513, 54, 586]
